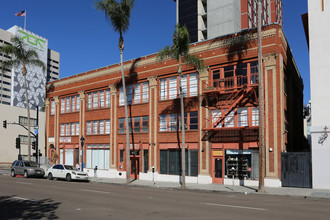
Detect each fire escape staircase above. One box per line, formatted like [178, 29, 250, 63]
[202, 85, 257, 141]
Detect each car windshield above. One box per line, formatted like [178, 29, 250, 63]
[64, 165, 79, 171]
[24, 161, 37, 167]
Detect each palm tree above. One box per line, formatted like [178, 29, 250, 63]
[0, 36, 46, 160]
[95, 0, 135, 184]
[157, 24, 204, 188]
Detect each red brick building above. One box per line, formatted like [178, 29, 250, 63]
[45, 24, 304, 187]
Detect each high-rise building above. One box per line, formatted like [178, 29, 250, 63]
[176, 0, 283, 42]
[0, 26, 60, 108]
[0, 26, 59, 164]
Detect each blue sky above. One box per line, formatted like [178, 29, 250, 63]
[0, 0, 310, 104]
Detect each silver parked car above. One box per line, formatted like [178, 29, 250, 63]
[11, 160, 45, 178]
[46, 164, 89, 182]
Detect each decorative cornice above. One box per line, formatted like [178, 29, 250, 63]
[54, 96, 59, 104]
[78, 91, 85, 99]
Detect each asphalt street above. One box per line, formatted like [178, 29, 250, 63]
[0, 175, 329, 219]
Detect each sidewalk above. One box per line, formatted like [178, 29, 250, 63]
[89, 177, 330, 200]
[1, 166, 330, 200]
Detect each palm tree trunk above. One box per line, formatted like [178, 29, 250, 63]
[120, 48, 131, 184]
[178, 56, 186, 188]
[23, 72, 31, 161]
[257, 0, 265, 192]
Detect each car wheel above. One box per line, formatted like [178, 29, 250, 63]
[66, 173, 72, 182]
[24, 171, 28, 178]
[11, 170, 16, 177]
[48, 173, 53, 180]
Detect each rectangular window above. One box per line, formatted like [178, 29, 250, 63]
[105, 89, 110, 107]
[93, 121, 98, 134]
[142, 82, 149, 102]
[119, 87, 125, 106]
[212, 109, 222, 128]
[93, 91, 98, 109]
[65, 123, 70, 136]
[87, 93, 92, 109]
[134, 83, 141, 104]
[66, 98, 70, 113]
[143, 150, 149, 173]
[76, 122, 80, 135]
[252, 107, 259, 126]
[160, 78, 167, 100]
[105, 120, 110, 134]
[61, 98, 65, 113]
[51, 100, 55, 115]
[99, 120, 104, 134]
[120, 150, 124, 162]
[71, 123, 75, 135]
[86, 121, 92, 135]
[142, 116, 149, 132]
[159, 115, 167, 131]
[133, 117, 141, 133]
[169, 114, 177, 131]
[189, 73, 198, 96]
[189, 111, 198, 130]
[224, 110, 235, 127]
[71, 96, 76, 112]
[60, 124, 65, 136]
[169, 77, 177, 99]
[182, 75, 187, 97]
[86, 144, 110, 170]
[119, 118, 125, 133]
[127, 85, 133, 105]
[237, 107, 248, 127]
[76, 95, 80, 111]
[99, 91, 104, 108]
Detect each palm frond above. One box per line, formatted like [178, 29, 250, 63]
[157, 46, 177, 62]
[29, 59, 46, 72]
[184, 54, 205, 71]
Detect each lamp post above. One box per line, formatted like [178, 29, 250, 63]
[30, 103, 39, 166]
[80, 136, 85, 172]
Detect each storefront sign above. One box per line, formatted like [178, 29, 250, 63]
[60, 137, 71, 143]
[213, 150, 223, 156]
[48, 137, 55, 142]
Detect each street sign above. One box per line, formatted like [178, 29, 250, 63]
[35, 129, 39, 134]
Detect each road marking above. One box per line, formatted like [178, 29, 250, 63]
[203, 203, 268, 211]
[81, 189, 115, 195]
[16, 182, 32, 185]
[12, 196, 36, 202]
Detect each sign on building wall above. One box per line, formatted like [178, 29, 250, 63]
[7, 26, 48, 109]
[60, 137, 72, 143]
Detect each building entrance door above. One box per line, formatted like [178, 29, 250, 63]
[212, 157, 223, 184]
[130, 157, 139, 180]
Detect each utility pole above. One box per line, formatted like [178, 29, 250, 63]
[257, 0, 265, 192]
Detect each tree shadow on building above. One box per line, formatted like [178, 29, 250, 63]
[0, 195, 61, 219]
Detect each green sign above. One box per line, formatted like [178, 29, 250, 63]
[18, 30, 46, 49]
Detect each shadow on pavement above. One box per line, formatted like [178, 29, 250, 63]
[0, 195, 61, 219]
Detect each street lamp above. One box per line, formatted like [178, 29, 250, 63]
[80, 136, 85, 172]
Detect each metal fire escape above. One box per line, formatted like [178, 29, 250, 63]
[202, 83, 259, 142]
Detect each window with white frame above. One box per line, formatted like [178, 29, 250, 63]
[160, 73, 198, 100]
[87, 89, 110, 110]
[159, 112, 198, 131]
[65, 123, 70, 136]
[51, 100, 55, 115]
[99, 120, 104, 134]
[212, 109, 222, 128]
[60, 124, 65, 136]
[119, 82, 148, 106]
[86, 144, 110, 170]
[118, 116, 148, 133]
[86, 121, 92, 135]
[105, 120, 110, 134]
[237, 107, 248, 127]
[71, 123, 75, 135]
[224, 110, 235, 127]
[93, 121, 98, 134]
[252, 107, 259, 126]
[76, 122, 79, 135]
[60, 95, 80, 113]
[86, 119, 110, 135]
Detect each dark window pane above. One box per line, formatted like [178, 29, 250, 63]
[160, 150, 168, 174]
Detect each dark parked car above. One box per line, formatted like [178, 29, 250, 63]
[11, 160, 45, 178]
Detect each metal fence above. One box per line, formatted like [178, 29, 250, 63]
[281, 152, 312, 188]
